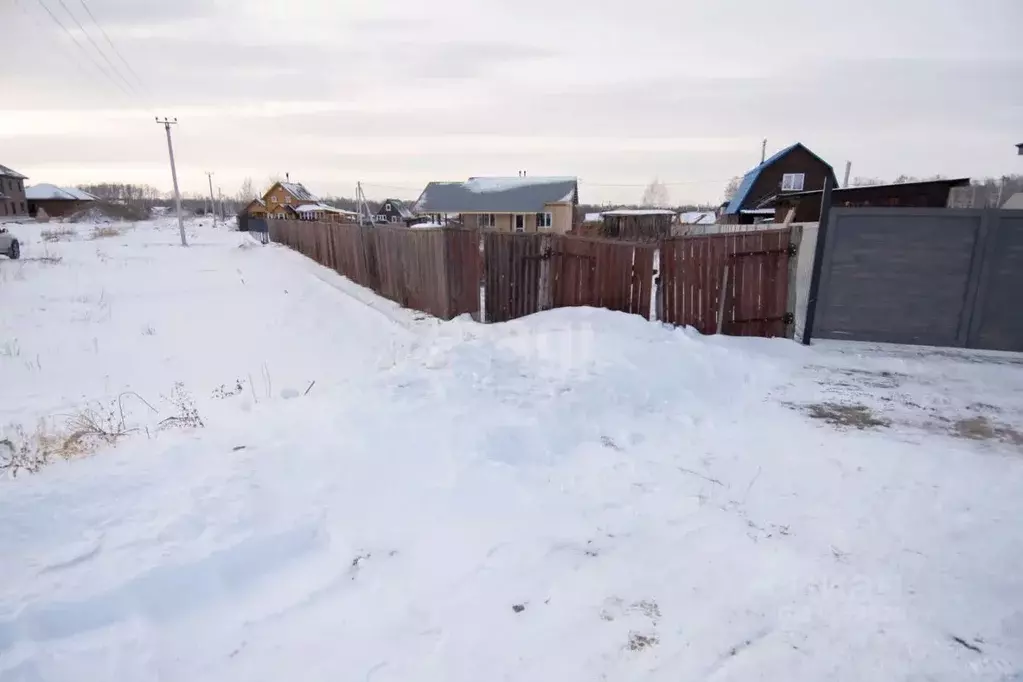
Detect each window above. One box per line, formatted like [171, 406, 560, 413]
[781, 173, 805, 191]
[514, 215, 525, 232]
[270, 196, 278, 203]
[20, 201, 25, 213]
[384, 203, 391, 212]
[390, 216, 398, 223]
[537, 212, 552, 229]
[478, 213, 495, 228]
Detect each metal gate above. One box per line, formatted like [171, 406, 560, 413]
[812, 208, 1023, 351]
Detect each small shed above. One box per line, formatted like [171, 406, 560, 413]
[599, 209, 675, 240]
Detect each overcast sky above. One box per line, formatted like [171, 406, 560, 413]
[2, 0, 1021, 204]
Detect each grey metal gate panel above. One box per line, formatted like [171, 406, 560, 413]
[967, 213, 1023, 352]
[814, 208, 983, 347]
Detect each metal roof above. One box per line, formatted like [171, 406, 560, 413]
[0, 164, 27, 180]
[415, 177, 578, 213]
[279, 182, 317, 202]
[723, 143, 833, 215]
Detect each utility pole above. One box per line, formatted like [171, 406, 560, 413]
[205, 171, 216, 226]
[843, 161, 852, 188]
[156, 117, 187, 246]
[761, 139, 767, 164]
[218, 187, 225, 223]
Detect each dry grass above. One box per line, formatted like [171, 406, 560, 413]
[1, 386, 204, 477]
[90, 226, 123, 240]
[952, 416, 1023, 446]
[805, 402, 891, 430]
[40, 227, 76, 242]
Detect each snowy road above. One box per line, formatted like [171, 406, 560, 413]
[1, 219, 1022, 681]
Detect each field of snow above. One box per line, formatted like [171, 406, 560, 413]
[1, 218, 1022, 681]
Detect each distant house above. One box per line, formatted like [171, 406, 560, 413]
[720, 143, 836, 224]
[1017, 143, 1023, 156]
[772, 177, 971, 222]
[242, 198, 267, 218]
[263, 180, 318, 219]
[374, 198, 416, 225]
[599, 209, 675, 240]
[25, 184, 98, 218]
[0, 164, 28, 219]
[414, 176, 578, 233]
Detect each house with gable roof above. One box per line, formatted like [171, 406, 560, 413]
[720, 143, 836, 224]
[0, 163, 29, 219]
[414, 176, 578, 233]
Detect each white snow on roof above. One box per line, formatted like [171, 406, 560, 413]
[679, 211, 716, 224]
[25, 184, 97, 201]
[1002, 192, 1023, 209]
[558, 190, 575, 202]
[583, 212, 604, 223]
[464, 176, 576, 194]
[281, 182, 317, 201]
[295, 203, 358, 215]
[602, 209, 676, 216]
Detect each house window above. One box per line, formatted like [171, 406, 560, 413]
[514, 215, 525, 232]
[478, 213, 495, 228]
[537, 212, 552, 229]
[390, 216, 398, 223]
[271, 196, 278, 203]
[385, 203, 391, 212]
[20, 201, 25, 213]
[781, 173, 805, 191]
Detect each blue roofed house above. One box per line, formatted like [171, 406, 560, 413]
[720, 143, 836, 224]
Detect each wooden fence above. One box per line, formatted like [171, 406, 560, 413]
[268, 220, 478, 320]
[268, 220, 794, 338]
[659, 228, 793, 337]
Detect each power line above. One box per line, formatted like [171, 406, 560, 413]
[52, 0, 139, 97]
[74, 0, 149, 95]
[32, 0, 133, 98]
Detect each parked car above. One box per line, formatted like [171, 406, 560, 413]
[0, 227, 20, 259]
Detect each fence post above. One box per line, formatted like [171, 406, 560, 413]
[801, 176, 834, 345]
[785, 224, 803, 339]
[538, 234, 554, 311]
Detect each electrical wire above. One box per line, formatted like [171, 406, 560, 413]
[52, 0, 139, 97]
[32, 0, 134, 98]
[75, 0, 149, 95]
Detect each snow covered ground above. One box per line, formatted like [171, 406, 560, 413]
[1, 218, 1022, 681]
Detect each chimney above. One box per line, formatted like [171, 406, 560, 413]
[285, 172, 290, 182]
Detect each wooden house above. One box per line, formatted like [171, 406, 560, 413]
[720, 143, 836, 224]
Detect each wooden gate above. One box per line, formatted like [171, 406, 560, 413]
[483, 232, 547, 322]
[552, 237, 655, 318]
[659, 228, 793, 337]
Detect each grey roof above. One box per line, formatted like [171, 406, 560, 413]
[0, 164, 27, 180]
[415, 177, 578, 213]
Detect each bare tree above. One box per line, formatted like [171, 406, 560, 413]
[722, 176, 742, 202]
[238, 177, 256, 202]
[641, 178, 670, 207]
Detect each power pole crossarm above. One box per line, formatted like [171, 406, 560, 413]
[156, 117, 187, 246]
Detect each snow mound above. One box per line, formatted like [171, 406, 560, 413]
[2, 220, 1022, 681]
